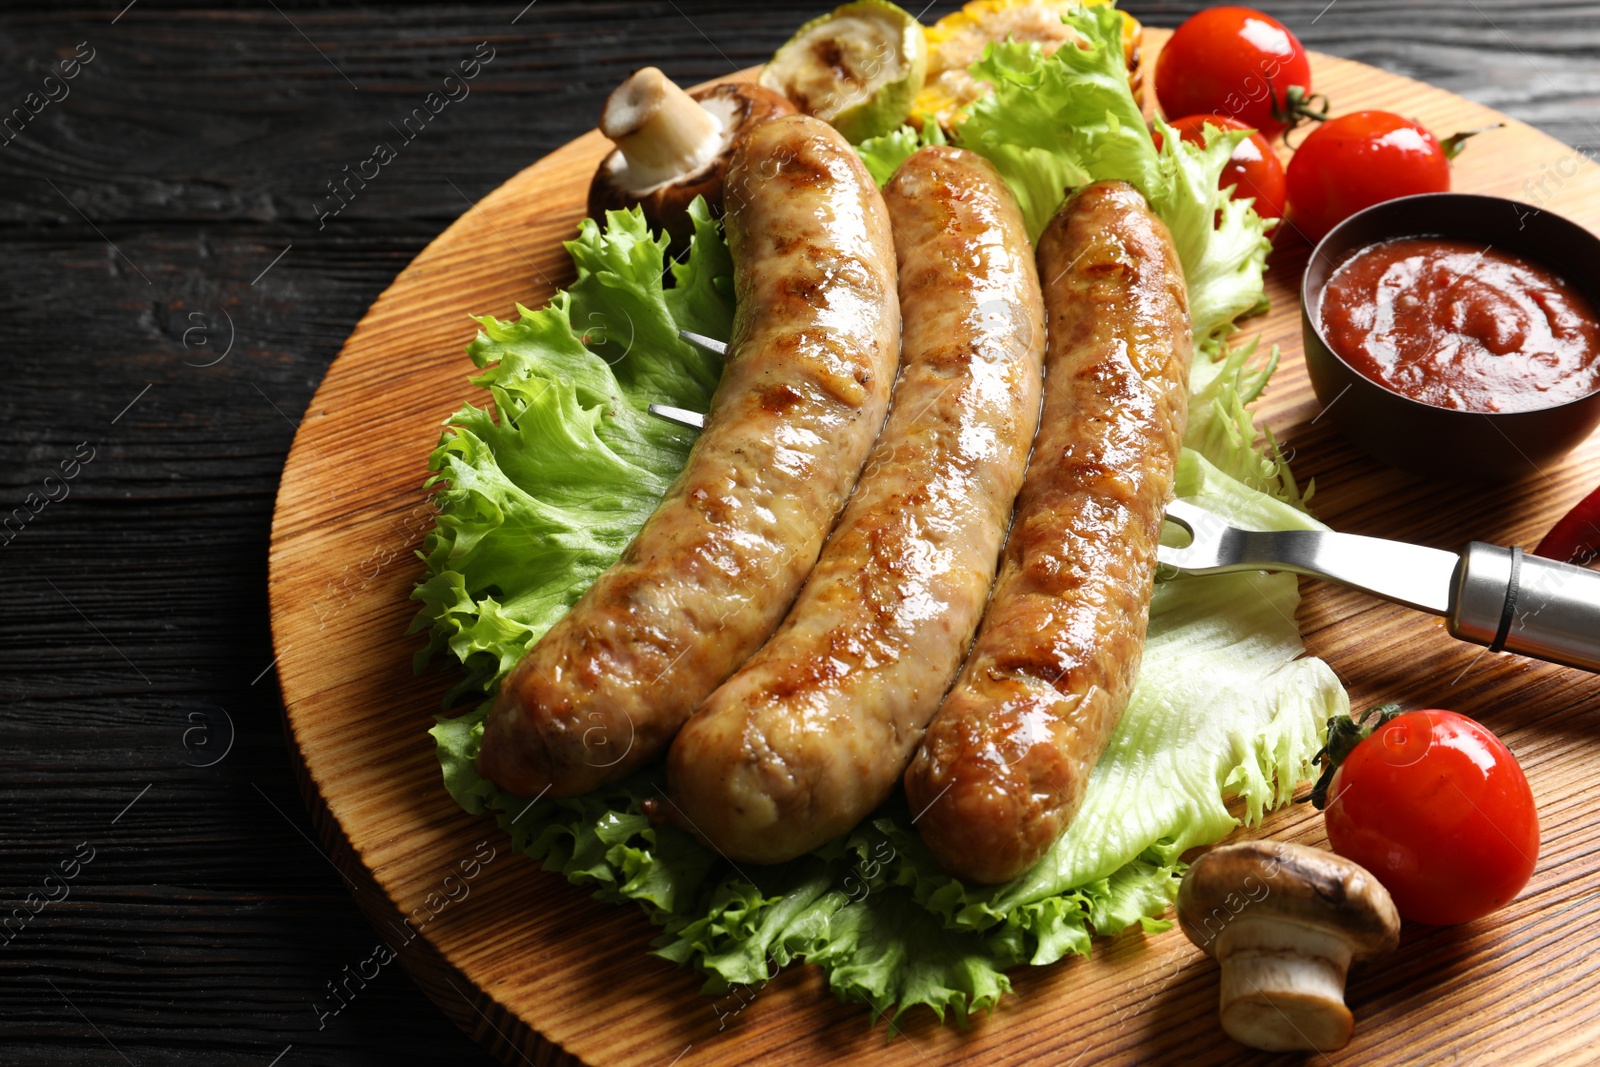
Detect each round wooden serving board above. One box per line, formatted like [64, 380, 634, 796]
[268, 30, 1600, 1067]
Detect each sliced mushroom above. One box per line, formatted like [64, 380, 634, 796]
[587, 68, 794, 246]
[1177, 840, 1400, 1053]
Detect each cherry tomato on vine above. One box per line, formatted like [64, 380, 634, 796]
[1284, 110, 1465, 243]
[1154, 7, 1318, 140]
[1312, 706, 1539, 926]
[1157, 114, 1287, 227]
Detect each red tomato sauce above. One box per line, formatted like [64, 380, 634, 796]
[1319, 237, 1600, 412]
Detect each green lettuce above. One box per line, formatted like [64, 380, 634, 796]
[415, 2, 1344, 1026]
[854, 119, 946, 186]
[409, 200, 731, 702]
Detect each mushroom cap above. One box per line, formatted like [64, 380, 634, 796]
[587, 81, 795, 246]
[1178, 841, 1401, 960]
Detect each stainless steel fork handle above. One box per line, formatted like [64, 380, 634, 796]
[1450, 543, 1600, 673]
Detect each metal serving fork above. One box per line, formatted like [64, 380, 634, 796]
[1161, 499, 1600, 673]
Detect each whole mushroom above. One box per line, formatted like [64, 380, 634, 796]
[1177, 840, 1400, 1053]
[587, 68, 794, 246]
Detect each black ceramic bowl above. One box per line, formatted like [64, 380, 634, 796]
[1300, 192, 1600, 481]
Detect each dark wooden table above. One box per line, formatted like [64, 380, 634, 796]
[2, 2, 1594, 1064]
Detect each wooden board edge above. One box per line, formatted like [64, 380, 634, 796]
[278, 712, 589, 1067]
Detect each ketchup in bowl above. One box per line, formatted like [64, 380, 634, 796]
[1319, 237, 1600, 413]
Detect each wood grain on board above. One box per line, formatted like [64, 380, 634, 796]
[267, 33, 1600, 1067]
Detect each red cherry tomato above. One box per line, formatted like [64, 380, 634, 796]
[1154, 7, 1314, 140]
[1285, 110, 1452, 243]
[1322, 709, 1539, 926]
[1158, 114, 1287, 226]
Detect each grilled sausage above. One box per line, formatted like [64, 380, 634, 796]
[666, 146, 1046, 862]
[477, 114, 900, 799]
[903, 180, 1193, 885]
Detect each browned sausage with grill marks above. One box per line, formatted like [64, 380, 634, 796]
[477, 114, 900, 799]
[903, 179, 1193, 885]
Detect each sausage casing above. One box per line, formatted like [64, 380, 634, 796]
[477, 114, 900, 798]
[666, 146, 1046, 862]
[903, 180, 1193, 885]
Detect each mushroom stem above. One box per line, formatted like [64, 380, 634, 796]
[1218, 949, 1354, 1052]
[1213, 920, 1359, 1052]
[600, 67, 723, 191]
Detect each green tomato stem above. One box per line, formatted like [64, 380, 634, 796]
[1306, 703, 1405, 810]
[1441, 123, 1504, 161]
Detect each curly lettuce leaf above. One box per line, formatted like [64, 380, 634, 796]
[1186, 331, 1309, 508]
[957, 25, 1157, 241]
[855, 119, 947, 186]
[409, 200, 732, 702]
